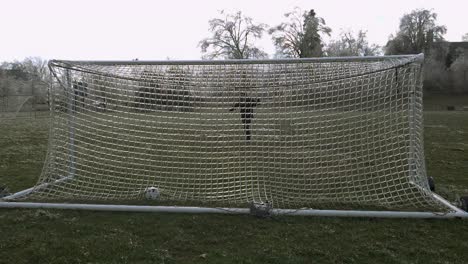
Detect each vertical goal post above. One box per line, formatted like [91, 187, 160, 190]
[1, 54, 467, 219]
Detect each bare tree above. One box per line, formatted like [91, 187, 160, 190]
[21, 57, 49, 83]
[0, 61, 29, 80]
[325, 30, 381, 57]
[269, 8, 331, 58]
[199, 11, 268, 59]
[0, 57, 49, 83]
[385, 9, 447, 55]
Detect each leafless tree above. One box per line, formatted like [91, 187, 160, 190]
[199, 11, 268, 59]
[325, 30, 381, 57]
[22, 57, 49, 83]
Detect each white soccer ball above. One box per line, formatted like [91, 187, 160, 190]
[145, 187, 160, 200]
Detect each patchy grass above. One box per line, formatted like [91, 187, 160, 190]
[423, 111, 468, 201]
[0, 118, 49, 192]
[1, 207, 468, 263]
[1, 111, 468, 263]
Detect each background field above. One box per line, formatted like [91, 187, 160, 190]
[1, 98, 468, 263]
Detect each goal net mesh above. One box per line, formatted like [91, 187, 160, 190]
[23, 55, 447, 211]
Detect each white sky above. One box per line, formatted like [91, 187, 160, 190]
[1, 0, 467, 62]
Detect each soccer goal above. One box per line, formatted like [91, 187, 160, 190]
[1, 54, 467, 218]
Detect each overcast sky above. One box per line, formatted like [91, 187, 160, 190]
[1, 0, 467, 62]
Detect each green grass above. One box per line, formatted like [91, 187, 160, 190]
[1, 110, 468, 263]
[423, 111, 468, 200]
[0, 118, 49, 191]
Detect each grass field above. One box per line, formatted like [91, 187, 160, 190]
[1, 109, 468, 263]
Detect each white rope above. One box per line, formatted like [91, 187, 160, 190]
[15, 55, 450, 212]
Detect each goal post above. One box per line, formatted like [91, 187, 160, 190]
[1, 54, 467, 219]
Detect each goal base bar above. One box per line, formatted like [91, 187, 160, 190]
[1, 202, 467, 219]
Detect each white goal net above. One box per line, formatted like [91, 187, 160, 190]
[17, 55, 449, 212]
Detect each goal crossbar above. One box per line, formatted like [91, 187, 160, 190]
[50, 54, 424, 66]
